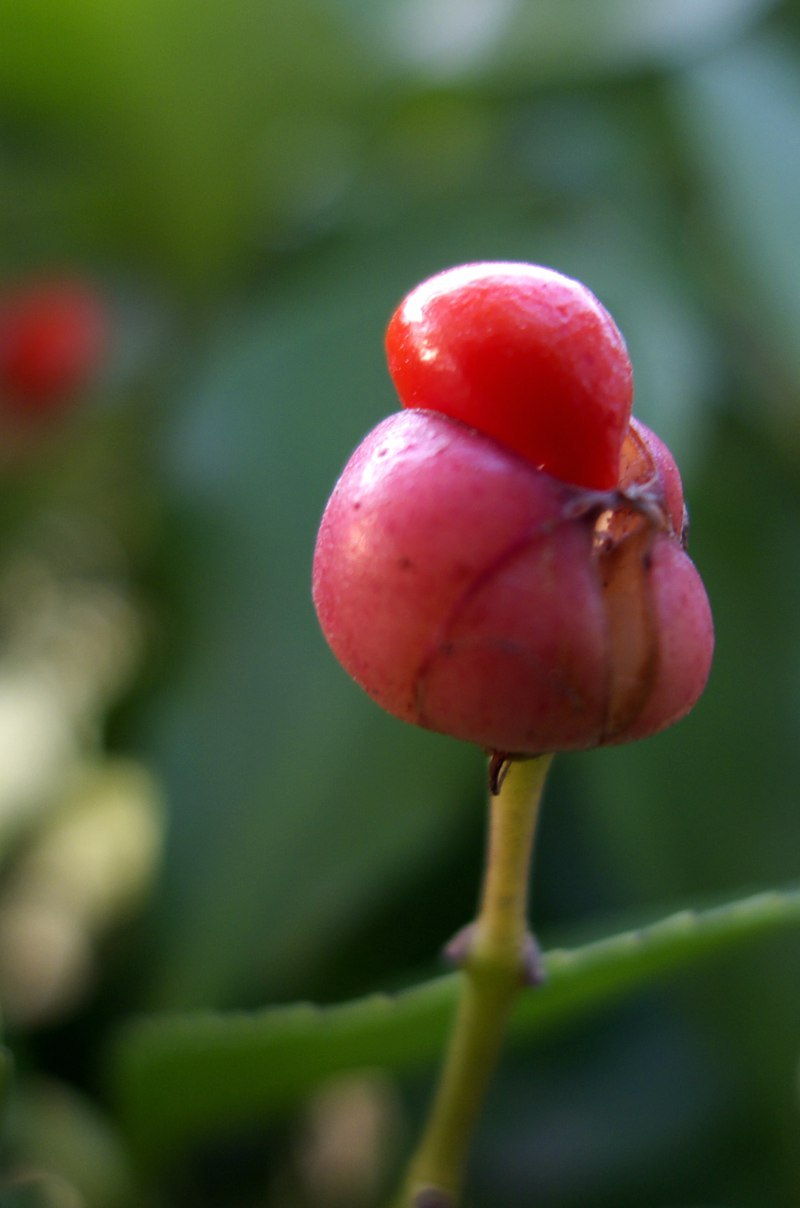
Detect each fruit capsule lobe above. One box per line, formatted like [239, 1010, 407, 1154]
[312, 409, 713, 755]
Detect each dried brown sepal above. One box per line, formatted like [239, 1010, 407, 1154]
[593, 424, 669, 740]
[595, 509, 659, 739]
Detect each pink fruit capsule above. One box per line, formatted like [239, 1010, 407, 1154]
[313, 410, 712, 754]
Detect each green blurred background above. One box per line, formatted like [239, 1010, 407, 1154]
[0, 0, 799, 1204]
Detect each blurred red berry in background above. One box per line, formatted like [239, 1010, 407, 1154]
[0, 280, 108, 418]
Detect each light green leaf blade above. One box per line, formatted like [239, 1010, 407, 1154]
[671, 34, 800, 428]
[112, 885, 800, 1164]
[358, 0, 777, 85]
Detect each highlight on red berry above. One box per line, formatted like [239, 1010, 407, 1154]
[313, 262, 713, 756]
[0, 279, 108, 418]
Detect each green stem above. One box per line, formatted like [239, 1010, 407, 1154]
[395, 754, 553, 1207]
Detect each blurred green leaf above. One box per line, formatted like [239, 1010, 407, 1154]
[672, 33, 800, 438]
[355, 0, 778, 84]
[113, 884, 800, 1164]
[0, 0, 371, 282]
[4, 1081, 135, 1208]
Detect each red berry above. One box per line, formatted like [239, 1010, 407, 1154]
[386, 263, 633, 491]
[0, 280, 108, 417]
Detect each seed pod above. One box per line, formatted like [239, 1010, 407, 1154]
[313, 411, 712, 754]
[313, 263, 713, 755]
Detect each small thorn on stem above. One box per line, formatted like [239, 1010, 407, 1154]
[442, 922, 476, 968]
[488, 751, 511, 795]
[522, 932, 547, 987]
